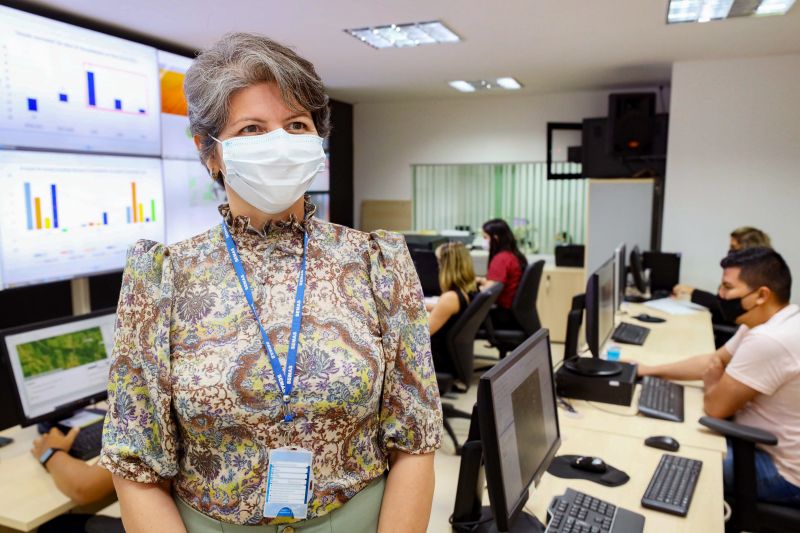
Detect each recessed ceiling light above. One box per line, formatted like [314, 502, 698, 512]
[345, 20, 460, 49]
[496, 77, 523, 90]
[447, 78, 524, 93]
[667, 0, 796, 24]
[448, 80, 476, 93]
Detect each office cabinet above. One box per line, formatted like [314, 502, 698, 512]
[538, 266, 585, 343]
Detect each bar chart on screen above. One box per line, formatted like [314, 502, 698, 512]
[0, 150, 165, 289]
[0, 5, 161, 155]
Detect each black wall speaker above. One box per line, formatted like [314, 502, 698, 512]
[607, 93, 656, 156]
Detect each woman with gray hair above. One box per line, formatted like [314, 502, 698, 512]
[100, 32, 442, 532]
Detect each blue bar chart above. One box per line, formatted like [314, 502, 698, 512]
[0, 150, 165, 288]
[0, 6, 161, 156]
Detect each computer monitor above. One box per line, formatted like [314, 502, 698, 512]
[482, 329, 561, 530]
[629, 246, 647, 295]
[408, 248, 440, 297]
[452, 329, 560, 532]
[614, 243, 627, 310]
[403, 234, 448, 252]
[644, 251, 681, 297]
[564, 257, 621, 377]
[0, 309, 115, 426]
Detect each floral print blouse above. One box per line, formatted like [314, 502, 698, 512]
[99, 200, 442, 525]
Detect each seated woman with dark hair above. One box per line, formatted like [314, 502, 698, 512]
[427, 242, 478, 376]
[477, 218, 527, 330]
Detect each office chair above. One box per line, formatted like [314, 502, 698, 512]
[699, 416, 800, 532]
[435, 283, 503, 453]
[484, 260, 545, 359]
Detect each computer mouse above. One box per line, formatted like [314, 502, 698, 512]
[635, 313, 666, 323]
[644, 435, 680, 452]
[570, 456, 608, 473]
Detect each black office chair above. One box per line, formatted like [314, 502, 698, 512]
[435, 283, 503, 453]
[484, 260, 545, 359]
[713, 323, 738, 349]
[699, 416, 800, 532]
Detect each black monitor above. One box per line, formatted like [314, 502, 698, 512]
[452, 329, 560, 532]
[614, 243, 627, 311]
[0, 309, 115, 426]
[644, 251, 681, 297]
[0, 358, 20, 431]
[408, 248, 440, 297]
[629, 246, 647, 295]
[565, 258, 621, 377]
[404, 234, 448, 252]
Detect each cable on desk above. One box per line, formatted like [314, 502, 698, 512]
[586, 401, 638, 417]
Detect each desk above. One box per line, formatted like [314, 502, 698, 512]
[0, 425, 86, 531]
[559, 386, 727, 454]
[560, 302, 725, 451]
[528, 427, 724, 533]
[537, 301, 727, 531]
[614, 303, 715, 363]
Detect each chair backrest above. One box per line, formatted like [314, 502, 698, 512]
[511, 260, 545, 335]
[445, 283, 503, 386]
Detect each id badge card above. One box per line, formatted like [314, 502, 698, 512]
[264, 447, 313, 520]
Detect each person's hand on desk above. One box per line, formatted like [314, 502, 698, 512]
[672, 284, 695, 298]
[31, 426, 80, 459]
[30, 427, 115, 505]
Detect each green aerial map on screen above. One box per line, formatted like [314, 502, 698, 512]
[17, 326, 107, 378]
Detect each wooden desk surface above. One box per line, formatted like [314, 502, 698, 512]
[558, 301, 726, 455]
[614, 303, 716, 363]
[0, 425, 89, 531]
[559, 385, 727, 455]
[528, 426, 724, 533]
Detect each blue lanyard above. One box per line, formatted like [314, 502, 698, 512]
[221, 221, 308, 423]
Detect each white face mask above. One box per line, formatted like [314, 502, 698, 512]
[482, 237, 491, 250]
[212, 129, 326, 214]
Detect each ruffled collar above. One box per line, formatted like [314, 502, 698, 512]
[218, 195, 316, 238]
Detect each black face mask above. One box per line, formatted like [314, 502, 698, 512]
[717, 289, 758, 323]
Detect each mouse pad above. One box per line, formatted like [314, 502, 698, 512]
[547, 455, 630, 487]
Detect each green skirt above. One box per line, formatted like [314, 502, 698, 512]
[175, 477, 386, 533]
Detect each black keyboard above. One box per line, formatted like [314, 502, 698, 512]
[611, 323, 650, 345]
[638, 376, 685, 422]
[69, 419, 104, 460]
[641, 454, 702, 516]
[545, 488, 645, 533]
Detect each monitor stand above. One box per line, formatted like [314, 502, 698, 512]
[563, 357, 622, 377]
[472, 507, 546, 533]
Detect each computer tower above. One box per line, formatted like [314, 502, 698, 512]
[555, 362, 637, 406]
[555, 244, 585, 267]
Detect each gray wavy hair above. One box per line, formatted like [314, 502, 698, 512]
[184, 32, 331, 170]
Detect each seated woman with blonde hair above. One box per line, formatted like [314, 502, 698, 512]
[427, 242, 478, 376]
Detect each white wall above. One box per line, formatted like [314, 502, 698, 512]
[663, 55, 800, 303]
[353, 90, 613, 227]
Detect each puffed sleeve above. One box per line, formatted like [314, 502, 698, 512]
[98, 240, 178, 483]
[368, 231, 442, 455]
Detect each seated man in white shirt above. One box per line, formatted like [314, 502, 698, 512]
[638, 247, 800, 507]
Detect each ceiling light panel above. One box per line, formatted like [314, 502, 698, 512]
[448, 80, 476, 93]
[667, 0, 795, 23]
[447, 78, 524, 93]
[346, 21, 460, 49]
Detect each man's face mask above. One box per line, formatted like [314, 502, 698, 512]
[717, 288, 759, 323]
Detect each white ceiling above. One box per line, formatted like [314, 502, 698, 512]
[25, 0, 800, 103]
